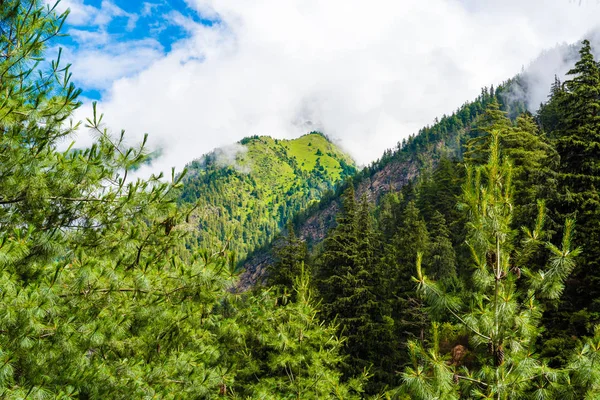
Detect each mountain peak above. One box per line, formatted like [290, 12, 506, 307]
[179, 132, 356, 259]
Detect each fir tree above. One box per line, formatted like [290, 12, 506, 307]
[426, 211, 457, 281]
[268, 220, 307, 292]
[317, 188, 397, 394]
[550, 39, 600, 332]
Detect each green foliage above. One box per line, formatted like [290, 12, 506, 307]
[426, 211, 457, 281]
[402, 132, 580, 399]
[226, 268, 367, 399]
[317, 187, 397, 394]
[180, 133, 356, 260]
[547, 39, 600, 329]
[0, 2, 364, 397]
[268, 221, 308, 292]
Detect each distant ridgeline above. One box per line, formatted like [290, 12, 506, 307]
[239, 79, 528, 289]
[178, 132, 356, 260]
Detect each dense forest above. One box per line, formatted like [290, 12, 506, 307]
[179, 133, 355, 260]
[263, 39, 600, 397]
[3, 1, 600, 399]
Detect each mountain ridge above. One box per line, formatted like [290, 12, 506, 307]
[238, 79, 526, 289]
[179, 132, 357, 260]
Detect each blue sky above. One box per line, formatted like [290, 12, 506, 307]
[55, 0, 217, 99]
[56, 0, 600, 177]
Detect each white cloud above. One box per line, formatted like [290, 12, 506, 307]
[60, 38, 164, 88]
[52, 0, 137, 29]
[63, 0, 600, 177]
[47, 0, 161, 93]
[50, 0, 97, 25]
[142, 2, 164, 17]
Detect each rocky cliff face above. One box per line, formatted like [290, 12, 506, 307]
[236, 153, 424, 289]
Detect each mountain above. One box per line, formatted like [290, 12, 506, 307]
[239, 81, 526, 289]
[179, 132, 356, 260]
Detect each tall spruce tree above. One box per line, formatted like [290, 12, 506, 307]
[317, 188, 398, 394]
[268, 220, 307, 293]
[383, 200, 430, 360]
[550, 39, 600, 331]
[426, 211, 457, 281]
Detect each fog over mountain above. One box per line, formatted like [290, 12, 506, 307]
[57, 0, 600, 176]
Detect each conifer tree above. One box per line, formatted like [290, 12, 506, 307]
[550, 39, 600, 330]
[317, 184, 359, 312]
[227, 268, 367, 399]
[464, 101, 558, 237]
[426, 211, 457, 281]
[317, 188, 398, 393]
[0, 2, 255, 397]
[268, 220, 307, 292]
[383, 200, 430, 359]
[400, 132, 580, 399]
[463, 98, 513, 166]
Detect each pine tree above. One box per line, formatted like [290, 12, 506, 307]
[400, 132, 580, 399]
[0, 2, 238, 397]
[227, 268, 367, 399]
[464, 101, 559, 237]
[463, 98, 513, 166]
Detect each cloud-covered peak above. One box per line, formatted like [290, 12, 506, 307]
[58, 0, 600, 177]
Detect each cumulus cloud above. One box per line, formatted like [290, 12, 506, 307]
[60, 38, 164, 89]
[52, 0, 137, 29]
[47, 0, 162, 91]
[62, 0, 600, 177]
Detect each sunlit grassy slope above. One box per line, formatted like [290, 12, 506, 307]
[179, 132, 356, 260]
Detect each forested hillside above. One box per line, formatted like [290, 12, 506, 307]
[240, 80, 525, 287]
[261, 40, 600, 397]
[179, 133, 355, 260]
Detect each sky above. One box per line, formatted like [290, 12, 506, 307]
[51, 0, 600, 176]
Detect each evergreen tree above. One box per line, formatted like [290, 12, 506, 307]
[464, 100, 559, 237]
[317, 188, 397, 394]
[400, 132, 580, 399]
[317, 184, 359, 312]
[0, 1, 241, 394]
[418, 157, 464, 229]
[0, 2, 359, 397]
[268, 220, 307, 292]
[383, 200, 430, 360]
[538, 75, 565, 133]
[426, 211, 457, 281]
[463, 98, 513, 166]
[227, 268, 367, 399]
[550, 39, 600, 331]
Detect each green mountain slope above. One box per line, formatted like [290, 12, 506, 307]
[179, 132, 356, 259]
[239, 81, 528, 289]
